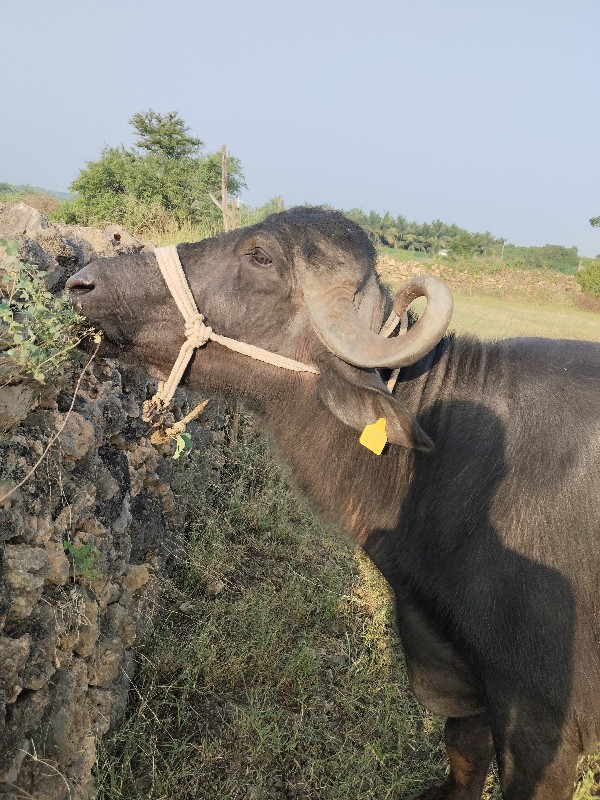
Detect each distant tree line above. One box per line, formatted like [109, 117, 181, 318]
[343, 209, 584, 274]
[344, 208, 499, 257]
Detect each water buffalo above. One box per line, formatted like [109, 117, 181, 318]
[67, 207, 600, 799]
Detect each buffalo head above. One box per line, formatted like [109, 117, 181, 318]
[67, 207, 452, 450]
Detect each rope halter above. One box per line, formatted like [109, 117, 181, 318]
[142, 244, 407, 441]
[142, 245, 320, 438]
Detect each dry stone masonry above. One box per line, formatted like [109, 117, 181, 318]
[0, 205, 227, 799]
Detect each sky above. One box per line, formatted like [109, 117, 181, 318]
[2, 0, 599, 255]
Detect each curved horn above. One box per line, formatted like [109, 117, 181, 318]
[305, 275, 453, 369]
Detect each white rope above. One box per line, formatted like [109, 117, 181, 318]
[143, 245, 407, 436]
[385, 310, 408, 392]
[143, 245, 320, 433]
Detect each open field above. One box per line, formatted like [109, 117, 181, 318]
[380, 251, 600, 342]
[451, 294, 600, 342]
[97, 284, 599, 800]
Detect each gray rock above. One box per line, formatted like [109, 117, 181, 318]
[0, 203, 51, 239]
[0, 633, 31, 704]
[0, 208, 228, 798]
[0, 385, 36, 431]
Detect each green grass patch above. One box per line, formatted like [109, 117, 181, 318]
[96, 425, 447, 799]
[450, 294, 600, 342]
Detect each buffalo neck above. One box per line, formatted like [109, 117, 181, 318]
[259, 335, 496, 550]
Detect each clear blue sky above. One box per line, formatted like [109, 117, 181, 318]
[2, 0, 599, 255]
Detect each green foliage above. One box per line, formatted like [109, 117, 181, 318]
[576, 259, 600, 298]
[130, 110, 203, 159]
[0, 184, 70, 217]
[0, 239, 89, 385]
[149, 196, 288, 248]
[63, 540, 101, 580]
[346, 209, 585, 275]
[590, 216, 600, 227]
[345, 208, 498, 257]
[502, 244, 580, 275]
[54, 110, 246, 236]
[447, 230, 491, 258]
[239, 195, 286, 224]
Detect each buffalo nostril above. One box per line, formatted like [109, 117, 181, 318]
[66, 277, 95, 296]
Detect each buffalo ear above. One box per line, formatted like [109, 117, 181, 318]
[316, 354, 434, 452]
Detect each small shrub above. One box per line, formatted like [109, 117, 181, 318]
[63, 540, 101, 580]
[577, 260, 600, 299]
[0, 239, 91, 385]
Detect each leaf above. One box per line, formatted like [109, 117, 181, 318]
[173, 432, 193, 459]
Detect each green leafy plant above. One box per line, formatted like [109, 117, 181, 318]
[63, 540, 101, 580]
[0, 238, 91, 385]
[172, 431, 193, 459]
[577, 260, 600, 299]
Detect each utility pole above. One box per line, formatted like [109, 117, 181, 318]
[209, 145, 240, 447]
[209, 144, 237, 232]
[221, 144, 229, 231]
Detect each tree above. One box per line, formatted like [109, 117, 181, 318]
[56, 111, 245, 234]
[534, 245, 579, 274]
[447, 231, 482, 258]
[591, 216, 600, 227]
[130, 110, 203, 159]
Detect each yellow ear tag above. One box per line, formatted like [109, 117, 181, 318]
[359, 417, 388, 455]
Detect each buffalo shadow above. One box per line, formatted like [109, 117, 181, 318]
[364, 399, 575, 798]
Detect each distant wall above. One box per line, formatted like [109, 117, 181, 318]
[0, 205, 226, 799]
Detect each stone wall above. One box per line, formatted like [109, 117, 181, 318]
[0, 205, 227, 799]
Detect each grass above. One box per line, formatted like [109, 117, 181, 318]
[95, 274, 599, 798]
[149, 218, 224, 247]
[96, 429, 448, 799]
[396, 294, 600, 343]
[450, 294, 600, 342]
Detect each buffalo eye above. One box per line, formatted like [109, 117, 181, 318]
[247, 247, 272, 267]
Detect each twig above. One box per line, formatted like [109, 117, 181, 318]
[0, 341, 100, 505]
[21, 740, 72, 799]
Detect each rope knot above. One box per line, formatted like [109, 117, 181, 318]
[184, 314, 212, 347]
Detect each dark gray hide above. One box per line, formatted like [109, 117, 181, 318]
[67, 207, 600, 800]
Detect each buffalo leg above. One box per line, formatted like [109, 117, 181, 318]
[415, 714, 494, 800]
[493, 714, 579, 800]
